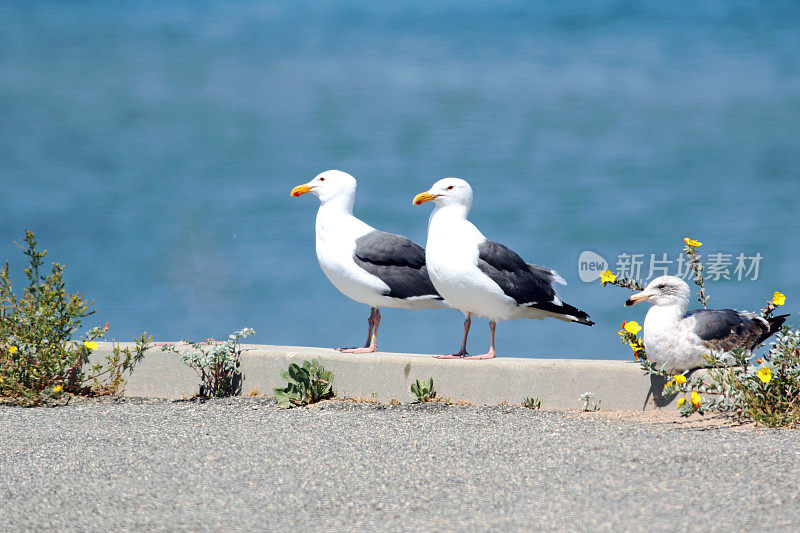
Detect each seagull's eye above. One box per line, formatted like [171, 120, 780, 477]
[657, 284, 666, 290]
[446, 185, 454, 190]
[319, 177, 325, 182]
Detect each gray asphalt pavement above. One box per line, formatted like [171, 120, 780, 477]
[2, 397, 799, 531]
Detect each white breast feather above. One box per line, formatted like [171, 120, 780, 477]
[315, 211, 391, 306]
[425, 212, 520, 321]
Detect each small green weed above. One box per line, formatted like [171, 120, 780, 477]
[410, 377, 436, 403]
[274, 358, 334, 408]
[579, 392, 599, 412]
[162, 328, 254, 397]
[522, 396, 541, 409]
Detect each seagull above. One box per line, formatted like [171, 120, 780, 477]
[291, 170, 446, 353]
[625, 275, 788, 372]
[412, 177, 593, 359]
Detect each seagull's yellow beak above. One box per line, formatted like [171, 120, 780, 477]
[625, 291, 650, 307]
[290, 183, 313, 197]
[413, 190, 438, 205]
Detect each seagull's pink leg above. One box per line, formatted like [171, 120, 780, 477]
[363, 309, 376, 348]
[436, 314, 471, 359]
[465, 320, 496, 360]
[338, 307, 379, 354]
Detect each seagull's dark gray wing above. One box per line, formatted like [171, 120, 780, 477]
[476, 240, 555, 306]
[353, 231, 441, 300]
[477, 240, 593, 324]
[686, 309, 770, 352]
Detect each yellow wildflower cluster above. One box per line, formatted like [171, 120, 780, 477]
[772, 292, 786, 307]
[683, 238, 702, 247]
[600, 270, 616, 284]
[84, 341, 98, 351]
[690, 391, 702, 409]
[757, 366, 772, 384]
[622, 321, 642, 335]
[8, 346, 18, 354]
[617, 322, 645, 360]
[666, 374, 687, 389]
[677, 391, 703, 412]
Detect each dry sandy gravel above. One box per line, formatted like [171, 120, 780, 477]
[2, 396, 799, 532]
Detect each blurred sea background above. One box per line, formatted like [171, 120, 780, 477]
[1, 1, 798, 359]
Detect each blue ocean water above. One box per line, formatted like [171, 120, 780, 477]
[1, 1, 798, 359]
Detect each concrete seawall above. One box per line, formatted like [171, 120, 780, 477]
[105, 342, 670, 410]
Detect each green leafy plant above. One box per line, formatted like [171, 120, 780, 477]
[410, 377, 436, 403]
[274, 358, 334, 408]
[522, 396, 541, 409]
[579, 391, 599, 411]
[162, 328, 254, 397]
[681, 238, 708, 308]
[665, 327, 800, 426]
[0, 231, 150, 405]
[84, 335, 152, 395]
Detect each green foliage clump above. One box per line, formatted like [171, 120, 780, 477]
[274, 358, 334, 408]
[667, 328, 800, 427]
[522, 396, 541, 409]
[162, 328, 254, 397]
[0, 231, 150, 405]
[410, 377, 436, 403]
[579, 391, 599, 411]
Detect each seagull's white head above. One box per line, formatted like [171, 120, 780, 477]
[625, 275, 691, 308]
[290, 170, 357, 206]
[412, 177, 473, 210]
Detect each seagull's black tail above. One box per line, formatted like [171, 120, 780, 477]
[564, 303, 594, 326]
[532, 300, 594, 326]
[755, 314, 789, 347]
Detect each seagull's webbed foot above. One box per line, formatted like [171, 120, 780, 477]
[464, 352, 495, 360]
[464, 321, 496, 360]
[435, 351, 467, 359]
[435, 315, 472, 359]
[338, 308, 380, 354]
[337, 346, 378, 354]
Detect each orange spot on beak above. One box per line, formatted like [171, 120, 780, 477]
[290, 183, 313, 197]
[413, 191, 438, 205]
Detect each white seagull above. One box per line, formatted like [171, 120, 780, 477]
[626, 275, 788, 372]
[413, 177, 593, 359]
[291, 170, 446, 353]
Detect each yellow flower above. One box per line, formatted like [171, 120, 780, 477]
[677, 397, 686, 408]
[52, 385, 63, 394]
[758, 366, 772, 384]
[8, 346, 18, 354]
[665, 380, 673, 388]
[674, 374, 686, 385]
[772, 292, 786, 306]
[600, 270, 616, 284]
[84, 341, 98, 351]
[683, 238, 702, 247]
[623, 321, 642, 335]
[690, 391, 702, 409]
